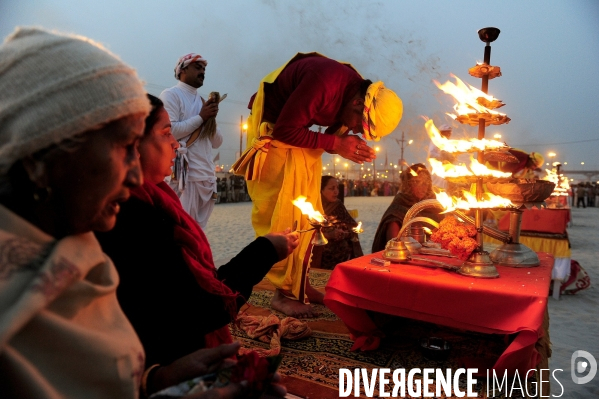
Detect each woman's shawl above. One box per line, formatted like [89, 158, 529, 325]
[322, 198, 344, 218]
[371, 193, 416, 253]
[0, 204, 144, 398]
[372, 165, 440, 253]
[371, 193, 441, 253]
[130, 181, 237, 347]
[319, 199, 363, 269]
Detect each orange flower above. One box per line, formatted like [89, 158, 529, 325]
[430, 216, 477, 260]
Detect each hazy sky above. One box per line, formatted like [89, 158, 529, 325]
[2, 0, 598, 178]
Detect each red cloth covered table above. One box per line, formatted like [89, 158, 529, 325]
[324, 251, 553, 376]
[498, 208, 570, 234]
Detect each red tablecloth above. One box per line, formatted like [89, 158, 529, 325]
[324, 251, 553, 376]
[498, 208, 570, 234]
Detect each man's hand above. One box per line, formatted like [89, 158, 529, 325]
[264, 228, 300, 261]
[332, 135, 375, 164]
[199, 96, 219, 121]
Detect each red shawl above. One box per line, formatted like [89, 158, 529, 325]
[130, 181, 237, 347]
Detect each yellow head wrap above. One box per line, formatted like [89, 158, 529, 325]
[362, 81, 403, 141]
[529, 152, 544, 169]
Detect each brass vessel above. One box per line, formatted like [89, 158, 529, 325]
[383, 239, 411, 263]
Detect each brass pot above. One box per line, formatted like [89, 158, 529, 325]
[383, 239, 411, 263]
[410, 225, 426, 244]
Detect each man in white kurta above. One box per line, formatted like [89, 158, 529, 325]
[160, 53, 222, 228]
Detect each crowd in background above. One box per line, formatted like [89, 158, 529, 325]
[216, 172, 599, 209]
[573, 182, 598, 208]
[215, 174, 403, 204]
[339, 179, 401, 197]
[216, 174, 249, 203]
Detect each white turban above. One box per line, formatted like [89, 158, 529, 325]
[174, 53, 208, 80]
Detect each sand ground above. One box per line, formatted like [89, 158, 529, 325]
[205, 198, 598, 398]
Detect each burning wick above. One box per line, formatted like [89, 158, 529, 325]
[292, 196, 331, 246]
[292, 196, 326, 223]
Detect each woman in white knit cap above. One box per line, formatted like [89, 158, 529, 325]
[0, 27, 281, 399]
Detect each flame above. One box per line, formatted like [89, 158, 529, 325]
[409, 168, 418, 176]
[428, 158, 512, 179]
[292, 196, 325, 223]
[352, 221, 363, 233]
[543, 168, 570, 196]
[435, 191, 513, 212]
[425, 119, 507, 153]
[434, 74, 507, 119]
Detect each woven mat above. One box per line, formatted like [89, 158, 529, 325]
[232, 269, 535, 399]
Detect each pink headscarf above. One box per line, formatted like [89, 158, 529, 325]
[174, 53, 207, 80]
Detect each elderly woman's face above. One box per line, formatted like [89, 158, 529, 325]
[138, 108, 179, 184]
[412, 181, 429, 201]
[45, 114, 145, 234]
[411, 178, 430, 201]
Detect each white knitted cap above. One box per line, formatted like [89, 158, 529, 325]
[0, 27, 151, 173]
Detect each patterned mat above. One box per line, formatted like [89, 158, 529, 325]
[233, 269, 535, 398]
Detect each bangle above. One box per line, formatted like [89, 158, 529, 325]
[141, 364, 161, 398]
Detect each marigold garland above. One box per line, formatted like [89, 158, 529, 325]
[430, 215, 478, 261]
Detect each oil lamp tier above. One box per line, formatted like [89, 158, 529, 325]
[455, 113, 510, 127]
[468, 64, 502, 80]
[483, 150, 519, 164]
[486, 180, 556, 203]
[445, 176, 511, 185]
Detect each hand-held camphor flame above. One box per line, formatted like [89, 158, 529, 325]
[428, 158, 512, 179]
[434, 74, 507, 119]
[292, 196, 325, 223]
[352, 221, 363, 233]
[425, 119, 507, 154]
[436, 191, 513, 212]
